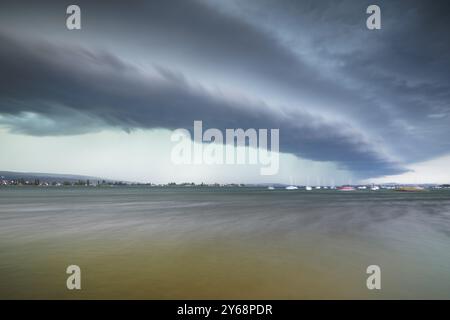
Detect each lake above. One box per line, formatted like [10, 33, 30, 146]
[0, 186, 449, 299]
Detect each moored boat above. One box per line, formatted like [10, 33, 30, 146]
[394, 186, 425, 192]
[337, 186, 356, 191]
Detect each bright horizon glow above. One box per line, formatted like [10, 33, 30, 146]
[0, 127, 354, 185]
[366, 154, 450, 185]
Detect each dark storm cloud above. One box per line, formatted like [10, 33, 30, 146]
[0, 33, 404, 177]
[241, 0, 450, 161]
[0, 0, 449, 178]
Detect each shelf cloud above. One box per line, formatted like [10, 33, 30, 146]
[0, 0, 449, 180]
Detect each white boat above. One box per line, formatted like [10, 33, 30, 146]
[286, 177, 298, 190]
[305, 186, 312, 191]
[371, 185, 380, 191]
[267, 186, 275, 190]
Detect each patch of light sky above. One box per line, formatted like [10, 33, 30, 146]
[0, 126, 353, 185]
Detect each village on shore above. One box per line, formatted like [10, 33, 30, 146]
[1, 176, 450, 191]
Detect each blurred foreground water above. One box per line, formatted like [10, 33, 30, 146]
[0, 187, 449, 299]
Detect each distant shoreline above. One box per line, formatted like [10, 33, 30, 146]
[2, 183, 450, 191]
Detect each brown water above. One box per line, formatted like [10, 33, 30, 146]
[0, 186, 449, 299]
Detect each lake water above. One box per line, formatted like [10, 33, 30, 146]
[0, 186, 449, 299]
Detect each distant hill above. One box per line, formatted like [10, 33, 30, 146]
[0, 171, 108, 183]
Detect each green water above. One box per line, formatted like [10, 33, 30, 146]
[0, 187, 449, 299]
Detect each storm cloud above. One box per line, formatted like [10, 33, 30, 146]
[0, 0, 449, 179]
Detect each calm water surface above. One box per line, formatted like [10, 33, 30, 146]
[0, 186, 449, 299]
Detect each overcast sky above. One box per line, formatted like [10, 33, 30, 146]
[0, 0, 449, 184]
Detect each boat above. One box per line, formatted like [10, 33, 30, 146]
[267, 186, 275, 190]
[337, 186, 356, 191]
[394, 186, 425, 192]
[305, 186, 312, 191]
[371, 185, 380, 191]
[286, 177, 298, 190]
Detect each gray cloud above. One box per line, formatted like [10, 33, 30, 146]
[0, 33, 404, 177]
[226, 0, 450, 162]
[1, 0, 449, 178]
